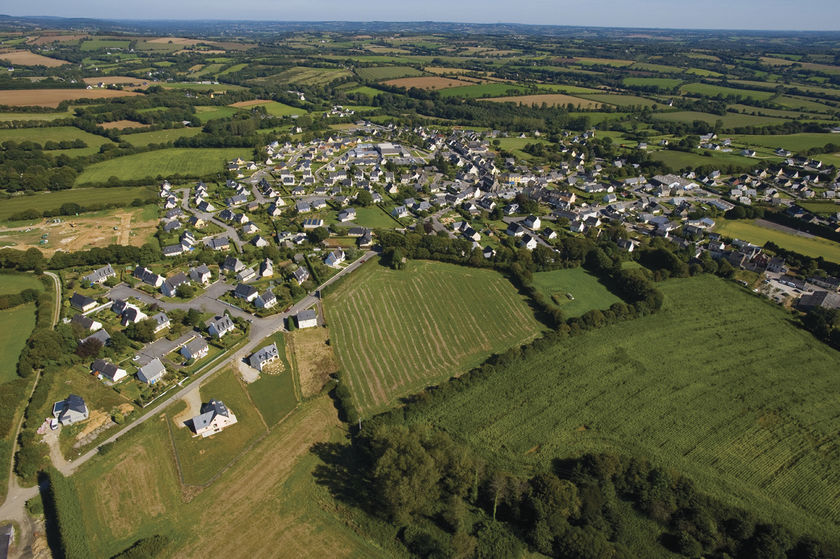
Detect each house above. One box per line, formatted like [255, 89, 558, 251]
[302, 218, 324, 229]
[82, 264, 115, 285]
[234, 283, 259, 302]
[133, 266, 164, 288]
[392, 205, 409, 218]
[523, 215, 541, 230]
[52, 394, 89, 425]
[90, 359, 127, 382]
[251, 235, 270, 248]
[223, 256, 245, 273]
[180, 337, 209, 361]
[259, 258, 274, 277]
[337, 208, 356, 222]
[325, 248, 345, 268]
[249, 343, 279, 372]
[191, 399, 238, 438]
[110, 299, 128, 316]
[80, 329, 111, 348]
[70, 292, 97, 312]
[237, 267, 257, 283]
[162, 244, 184, 257]
[296, 309, 318, 329]
[255, 289, 277, 309]
[189, 264, 212, 285]
[798, 290, 840, 311]
[151, 312, 170, 333]
[506, 222, 526, 237]
[358, 230, 373, 248]
[161, 273, 190, 298]
[207, 236, 230, 251]
[70, 313, 101, 332]
[137, 358, 166, 385]
[207, 315, 235, 339]
[292, 266, 310, 284]
[120, 305, 147, 326]
[521, 234, 538, 251]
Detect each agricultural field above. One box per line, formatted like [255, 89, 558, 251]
[0, 110, 74, 121]
[483, 93, 601, 109]
[577, 93, 660, 107]
[79, 38, 131, 51]
[0, 186, 155, 221]
[651, 149, 768, 172]
[284, 327, 336, 399]
[0, 273, 42, 296]
[680, 83, 776, 101]
[75, 148, 249, 184]
[67, 395, 386, 559]
[228, 99, 307, 116]
[345, 85, 385, 97]
[193, 105, 241, 121]
[652, 110, 785, 128]
[355, 65, 424, 81]
[729, 133, 840, 152]
[0, 88, 140, 107]
[122, 127, 202, 146]
[531, 268, 622, 316]
[0, 49, 68, 66]
[623, 77, 683, 89]
[713, 218, 840, 263]
[0, 304, 36, 383]
[574, 57, 634, 67]
[405, 275, 840, 541]
[0, 126, 112, 151]
[251, 66, 353, 86]
[324, 260, 544, 415]
[383, 76, 475, 90]
[437, 83, 527, 98]
[100, 120, 148, 130]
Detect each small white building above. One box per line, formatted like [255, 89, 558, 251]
[296, 309, 318, 329]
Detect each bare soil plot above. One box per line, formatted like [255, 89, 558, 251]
[0, 88, 140, 108]
[0, 49, 69, 67]
[172, 389, 203, 429]
[229, 99, 271, 108]
[82, 76, 151, 88]
[484, 93, 602, 109]
[384, 76, 478, 90]
[147, 37, 205, 46]
[100, 120, 149, 130]
[288, 327, 339, 398]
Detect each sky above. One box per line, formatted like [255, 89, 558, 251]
[4, 0, 840, 31]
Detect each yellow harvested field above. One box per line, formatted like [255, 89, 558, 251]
[0, 50, 69, 67]
[82, 76, 151, 88]
[424, 66, 473, 75]
[484, 93, 602, 109]
[100, 120, 149, 130]
[229, 99, 272, 107]
[0, 88, 140, 108]
[384, 76, 478, 90]
[287, 326, 339, 398]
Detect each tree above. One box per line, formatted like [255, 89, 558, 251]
[185, 308, 202, 327]
[75, 338, 103, 359]
[176, 283, 196, 299]
[355, 190, 373, 207]
[109, 330, 130, 352]
[307, 227, 329, 244]
[125, 319, 157, 343]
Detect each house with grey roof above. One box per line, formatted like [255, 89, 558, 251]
[191, 399, 238, 438]
[133, 266, 164, 288]
[207, 315, 235, 339]
[180, 337, 209, 361]
[325, 248, 345, 268]
[234, 283, 259, 302]
[70, 292, 97, 312]
[82, 264, 115, 285]
[255, 289, 277, 309]
[137, 358, 166, 385]
[53, 394, 89, 425]
[296, 309, 318, 329]
[120, 305, 147, 326]
[189, 264, 212, 285]
[70, 313, 101, 332]
[151, 312, 170, 333]
[292, 266, 309, 284]
[161, 273, 190, 298]
[91, 359, 127, 382]
[80, 328, 111, 348]
[249, 343, 279, 372]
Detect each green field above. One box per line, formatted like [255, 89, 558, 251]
[681, 83, 776, 101]
[651, 149, 770, 171]
[577, 93, 660, 107]
[0, 304, 36, 383]
[0, 110, 75, 121]
[438, 83, 527, 98]
[252, 66, 353, 86]
[345, 85, 386, 97]
[0, 126, 112, 155]
[714, 219, 840, 263]
[355, 65, 424, 81]
[245, 334, 298, 426]
[80, 39, 131, 51]
[403, 275, 840, 540]
[193, 105, 241, 121]
[652, 110, 785, 128]
[122, 127, 202, 147]
[167, 369, 267, 486]
[623, 77, 683, 89]
[729, 133, 840, 152]
[0, 272, 43, 295]
[798, 199, 840, 215]
[0, 186, 156, 221]
[76, 148, 249, 184]
[255, 101, 308, 117]
[350, 206, 400, 228]
[531, 268, 622, 316]
[324, 260, 544, 415]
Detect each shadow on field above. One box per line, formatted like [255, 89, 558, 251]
[310, 441, 377, 513]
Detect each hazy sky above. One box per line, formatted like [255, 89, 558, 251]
[5, 0, 840, 31]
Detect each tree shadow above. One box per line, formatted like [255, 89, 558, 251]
[310, 441, 378, 514]
[38, 471, 65, 559]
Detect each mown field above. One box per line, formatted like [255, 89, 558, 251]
[0, 88, 140, 107]
[652, 110, 785, 128]
[531, 267, 622, 316]
[680, 83, 776, 101]
[404, 275, 840, 541]
[651, 149, 768, 172]
[483, 93, 601, 109]
[0, 126, 112, 151]
[729, 133, 840, 152]
[355, 65, 424, 81]
[577, 93, 659, 107]
[122, 127, 202, 147]
[228, 99, 307, 116]
[714, 218, 840, 263]
[0, 303, 36, 383]
[438, 83, 527, 98]
[66, 395, 387, 558]
[0, 186, 156, 220]
[75, 148, 248, 184]
[324, 260, 544, 416]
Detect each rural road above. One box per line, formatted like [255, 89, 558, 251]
[58, 249, 375, 475]
[43, 271, 61, 328]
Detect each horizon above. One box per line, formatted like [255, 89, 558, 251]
[3, 0, 840, 32]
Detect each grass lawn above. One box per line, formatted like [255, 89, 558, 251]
[324, 260, 544, 416]
[0, 273, 43, 295]
[713, 219, 840, 263]
[0, 186, 156, 221]
[531, 267, 622, 316]
[351, 206, 400, 228]
[345, 85, 387, 97]
[245, 333, 298, 426]
[122, 127, 202, 147]
[0, 304, 35, 383]
[0, 110, 75, 121]
[404, 275, 840, 541]
[167, 368, 267, 486]
[798, 200, 840, 216]
[67, 395, 386, 558]
[75, 148, 249, 184]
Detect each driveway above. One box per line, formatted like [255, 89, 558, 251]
[134, 329, 199, 367]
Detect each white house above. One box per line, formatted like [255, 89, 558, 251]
[296, 309, 318, 329]
[53, 395, 89, 425]
[207, 315, 235, 339]
[191, 399, 237, 438]
[180, 337, 209, 361]
[249, 343, 279, 372]
[137, 358, 166, 385]
[90, 359, 126, 383]
[82, 264, 115, 285]
[325, 249, 345, 268]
